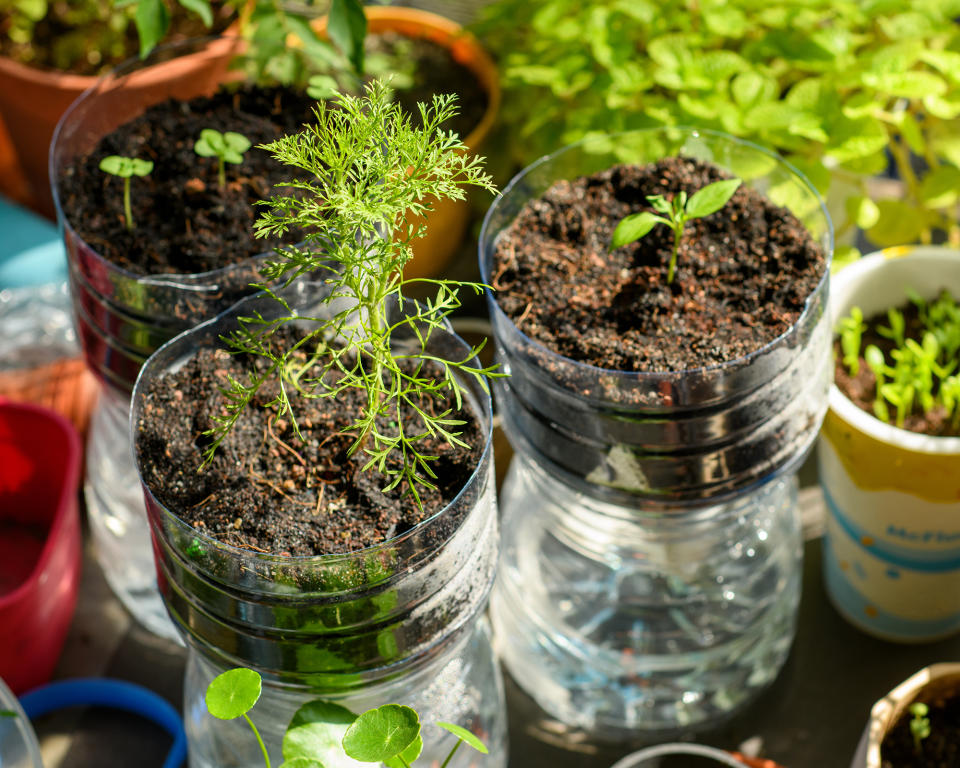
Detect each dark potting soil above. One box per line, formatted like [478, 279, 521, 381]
[58, 85, 316, 276]
[369, 33, 488, 142]
[135, 332, 484, 557]
[880, 683, 960, 767]
[0, 3, 235, 76]
[834, 299, 960, 438]
[490, 156, 826, 373]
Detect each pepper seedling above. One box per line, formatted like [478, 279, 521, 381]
[194, 129, 252, 190]
[98, 155, 154, 231]
[205, 667, 489, 768]
[909, 701, 930, 755]
[610, 177, 742, 283]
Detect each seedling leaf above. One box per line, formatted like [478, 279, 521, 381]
[383, 734, 423, 768]
[611, 212, 664, 249]
[684, 178, 742, 218]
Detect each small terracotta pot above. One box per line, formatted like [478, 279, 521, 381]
[0, 31, 240, 219]
[314, 6, 500, 279]
[866, 663, 960, 768]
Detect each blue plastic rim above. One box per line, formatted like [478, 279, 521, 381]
[18, 678, 186, 768]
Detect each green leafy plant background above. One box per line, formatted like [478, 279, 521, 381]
[475, 0, 960, 260]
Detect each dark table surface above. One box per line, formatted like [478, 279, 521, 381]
[34, 484, 960, 768]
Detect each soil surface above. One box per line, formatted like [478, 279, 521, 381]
[135, 331, 484, 556]
[881, 683, 960, 767]
[489, 156, 826, 372]
[834, 299, 960, 437]
[0, 3, 235, 75]
[369, 33, 488, 142]
[58, 85, 316, 276]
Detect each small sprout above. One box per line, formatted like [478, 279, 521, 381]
[0, 709, 15, 717]
[205, 668, 489, 768]
[98, 155, 154, 231]
[878, 307, 906, 348]
[839, 306, 866, 376]
[307, 75, 339, 100]
[864, 345, 890, 423]
[909, 701, 930, 754]
[611, 177, 742, 283]
[194, 129, 252, 190]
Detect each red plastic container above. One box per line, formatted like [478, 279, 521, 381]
[0, 400, 82, 694]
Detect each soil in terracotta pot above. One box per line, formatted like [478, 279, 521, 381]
[834, 297, 960, 437]
[367, 32, 488, 142]
[0, 2, 235, 75]
[880, 684, 960, 767]
[135, 329, 484, 557]
[58, 85, 316, 276]
[490, 156, 826, 373]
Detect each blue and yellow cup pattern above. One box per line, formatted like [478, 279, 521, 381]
[820, 407, 960, 642]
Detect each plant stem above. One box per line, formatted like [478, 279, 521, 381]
[667, 222, 683, 283]
[439, 740, 462, 768]
[243, 713, 271, 768]
[218, 157, 226, 191]
[123, 176, 133, 231]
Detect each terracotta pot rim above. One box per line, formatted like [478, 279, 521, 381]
[828, 245, 960, 455]
[314, 5, 500, 151]
[0, 26, 241, 92]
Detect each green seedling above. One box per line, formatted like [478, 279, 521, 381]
[909, 702, 930, 754]
[203, 80, 500, 511]
[838, 306, 866, 376]
[610, 178, 742, 283]
[205, 667, 489, 768]
[0, 710, 15, 717]
[98, 155, 154, 231]
[840, 290, 960, 430]
[194, 129, 252, 190]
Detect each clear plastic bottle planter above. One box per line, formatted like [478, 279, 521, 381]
[479, 129, 833, 737]
[131, 294, 506, 768]
[819, 247, 960, 642]
[49, 38, 279, 640]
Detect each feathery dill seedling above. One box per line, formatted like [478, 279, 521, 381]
[201, 80, 499, 510]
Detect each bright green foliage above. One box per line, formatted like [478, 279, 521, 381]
[98, 155, 153, 231]
[840, 290, 960, 429]
[909, 702, 931, 754]
[611, 178, 741, 283]
[241, 0, 366, 88]
[194, 128, 253, 189]
[474, 0, 960, 250]
[0, 0, 221, 72]
[205, 668, 489, 768]
[202, 80, 499, 510]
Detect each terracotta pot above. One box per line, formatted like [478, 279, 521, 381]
[313, 6, 500, 279]
[819, 246, 960, 642]
[0, 32, 240, 219]
[865, 663, 960, 768]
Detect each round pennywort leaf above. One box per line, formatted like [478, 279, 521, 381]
[205, 667, 262, 720]
[342, 705, 420, 763]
